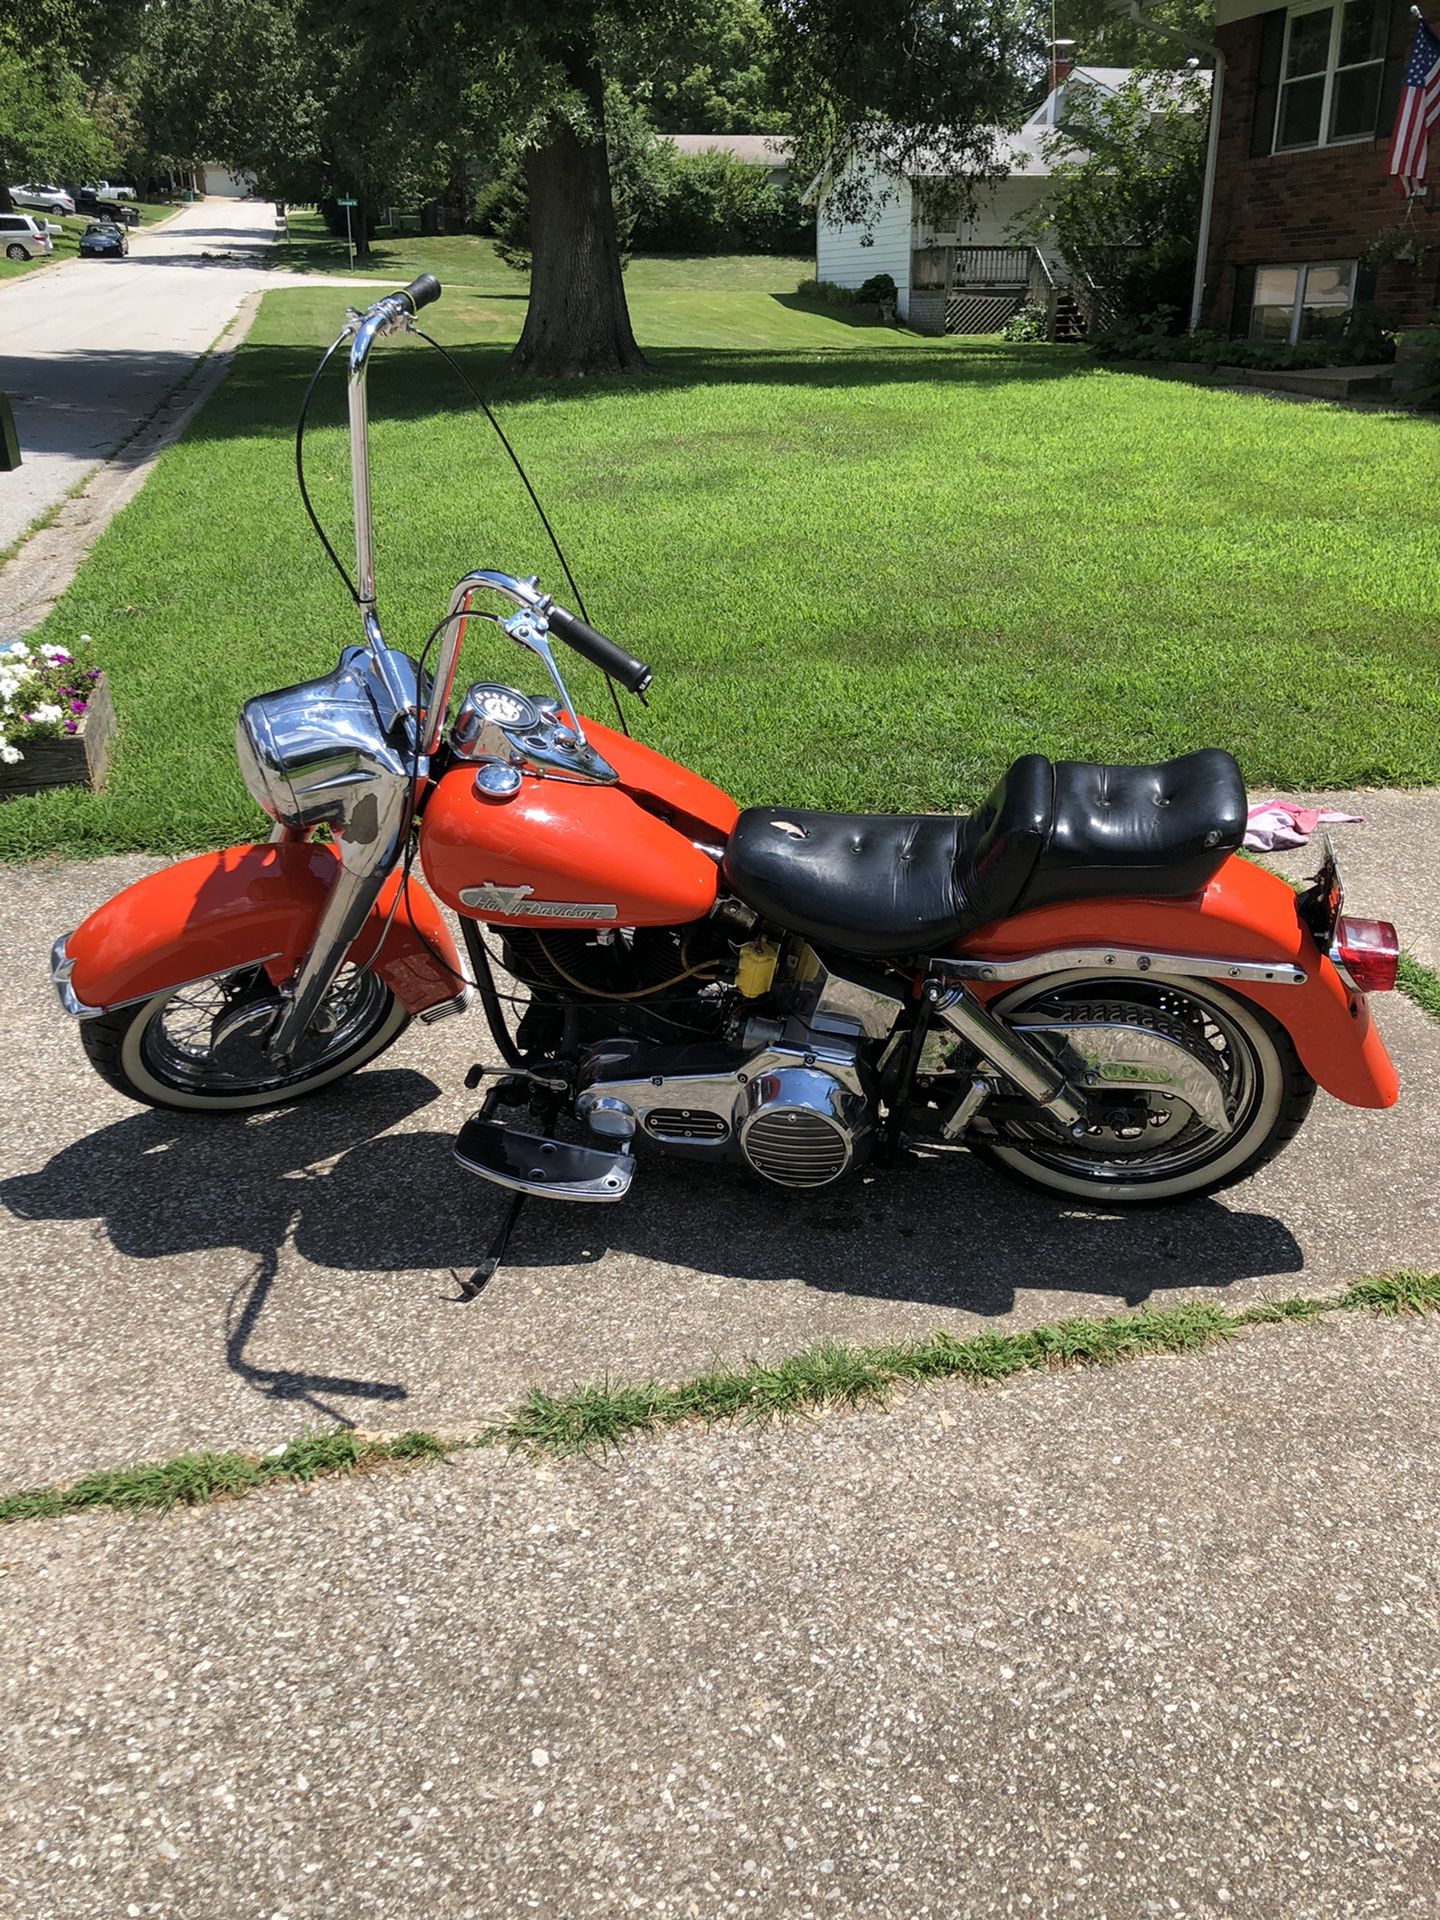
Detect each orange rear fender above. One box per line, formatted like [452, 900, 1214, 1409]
[951, 854, 1398, 1110]
[64, 841, 466, 1017]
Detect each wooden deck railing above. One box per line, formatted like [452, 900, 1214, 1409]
[911, 244, 1034, 290]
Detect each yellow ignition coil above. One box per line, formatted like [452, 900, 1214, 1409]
[736, 937, 779, 998]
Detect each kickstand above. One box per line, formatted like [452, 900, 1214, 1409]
[455, 1188, 526, 1302]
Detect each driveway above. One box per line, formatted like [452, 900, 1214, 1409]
[3, 815, 1439, 1494]
[4, 1309, 1440, 1919]
[0, 199, 285, 552]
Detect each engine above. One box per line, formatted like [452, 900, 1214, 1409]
[577, 1028, 875, 1190]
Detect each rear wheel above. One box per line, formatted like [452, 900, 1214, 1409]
[80, 964, 408, 1113]
[6, 244, 30, 261]
[970, 972, 1314, 1204]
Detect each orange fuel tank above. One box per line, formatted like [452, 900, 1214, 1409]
[421, 741, 732, 929]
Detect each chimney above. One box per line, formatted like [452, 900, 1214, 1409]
[1048, 42, 1076, 109]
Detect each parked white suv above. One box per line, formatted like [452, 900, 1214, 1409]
[0, 212, 54, 261]
[9, 182, 76, 216]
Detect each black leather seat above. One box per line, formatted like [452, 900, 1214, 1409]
[721, 749, 1247, 957]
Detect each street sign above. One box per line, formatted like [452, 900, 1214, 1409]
[336, 196, 357, 207]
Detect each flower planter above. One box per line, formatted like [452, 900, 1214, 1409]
[0, 670, 115, 798]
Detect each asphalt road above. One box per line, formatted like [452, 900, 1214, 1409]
[0, 199, 285, 552]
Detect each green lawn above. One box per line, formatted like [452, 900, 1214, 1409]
[273, 207, 810, 293]
[0, 199, 181, 280]
[3, 279, 1438, 861]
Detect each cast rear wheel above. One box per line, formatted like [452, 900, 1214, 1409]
[971, 972, 1315, 1204]
[80, 964, 408, 1113]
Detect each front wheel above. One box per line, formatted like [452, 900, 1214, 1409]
[80, 964, 409, 1113]
[970, 972, 1315, 1205]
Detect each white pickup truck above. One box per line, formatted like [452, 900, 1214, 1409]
[85, 179, 136, 201]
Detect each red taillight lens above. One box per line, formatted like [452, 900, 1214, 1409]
[1332, 916, 1399, 994]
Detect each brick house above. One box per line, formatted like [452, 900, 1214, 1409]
[1202, 0, 1439, 339]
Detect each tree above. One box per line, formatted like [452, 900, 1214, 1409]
[0, 39, 114, 210]
[620, 0, 789, 134]
[319, 0, 1040, 377]
[136, 0, 462, 252]
[1016, 70, 1209, 324]
[1061, 0, 1215, 67]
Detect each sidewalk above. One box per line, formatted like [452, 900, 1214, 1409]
[4, 1307, 1439, 1918]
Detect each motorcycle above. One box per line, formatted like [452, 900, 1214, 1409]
[51, 276, 1401, 1286]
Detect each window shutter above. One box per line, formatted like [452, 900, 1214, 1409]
[1251, 10, 1288, 157]
[1378, 0, 1410, 139]
[1231, 264, 1258, 335]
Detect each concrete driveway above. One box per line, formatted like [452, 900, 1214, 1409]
[0, 199, 286, 552]
[2, 821, 1438, 1495]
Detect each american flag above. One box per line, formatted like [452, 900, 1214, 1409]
[1389, 16, 1440, 193]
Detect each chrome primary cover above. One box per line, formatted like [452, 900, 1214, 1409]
[579, 1036, 874, 1190]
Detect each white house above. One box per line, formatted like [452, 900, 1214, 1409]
[809, 66, 1199, 334]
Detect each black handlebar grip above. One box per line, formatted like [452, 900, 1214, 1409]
[401, 273, 441, 313]
[547, 604, 653, 695]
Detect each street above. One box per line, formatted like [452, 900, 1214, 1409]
[0, 199, 283, 553]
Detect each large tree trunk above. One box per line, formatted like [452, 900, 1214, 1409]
[506, 52, 648, 379]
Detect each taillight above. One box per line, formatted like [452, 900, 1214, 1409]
[1331, 916, 1399, 994]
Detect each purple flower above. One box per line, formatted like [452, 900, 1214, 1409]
[86, 668, 101, 682]
[64, 720, 78, 735]
[53, 652, 72, 664]
[69, 700, 86, 715]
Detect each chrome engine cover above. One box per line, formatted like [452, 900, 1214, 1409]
[578, 1032, 874, 1190]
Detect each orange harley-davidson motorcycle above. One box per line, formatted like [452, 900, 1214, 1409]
[52, 277, 1400, 1284]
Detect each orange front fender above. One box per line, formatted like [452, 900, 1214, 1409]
[64, 841, 467, 1017]
[952, 853, 1398, 1110]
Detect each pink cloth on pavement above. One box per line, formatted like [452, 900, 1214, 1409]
[1243, 801, 1362, 852]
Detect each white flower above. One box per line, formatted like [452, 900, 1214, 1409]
[0, 745, 21, 765]
[28, 702, 63, 725]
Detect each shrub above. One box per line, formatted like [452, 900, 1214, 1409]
[795, 277, 862, 306]
[857, 271, 897, 304]
[632, 144, 810, 255]
[1092, 306, 1393, 373]
[1000, 303, 1050, 343]
[1396, 326, 1440, 408]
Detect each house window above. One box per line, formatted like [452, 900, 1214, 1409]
[1250, 260, 1357, 341]
[1275, 0, 1387, 150]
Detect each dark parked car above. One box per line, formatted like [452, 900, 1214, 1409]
[97, 199, 139, 228]
[78, 220, 129, 259]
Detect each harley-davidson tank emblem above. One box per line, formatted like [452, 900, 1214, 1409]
[458, 882, 617, 920]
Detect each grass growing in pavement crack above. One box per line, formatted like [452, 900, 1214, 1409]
[1398, 951, 1440, 1021]
[0, 1428, 449, 1526]
[3, 1271, 1439, 1524]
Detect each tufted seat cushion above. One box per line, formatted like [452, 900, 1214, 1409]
[720, 750, 1246, 958]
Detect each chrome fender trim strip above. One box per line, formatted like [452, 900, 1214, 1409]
[937, 947, 1306, 988]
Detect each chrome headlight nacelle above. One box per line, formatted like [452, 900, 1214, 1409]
[236, 647, 421, 842]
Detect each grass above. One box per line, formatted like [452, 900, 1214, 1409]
[1398, 950, 1440, 1018]
[272, 206, 809, 292]
[4, 1270, 1438, 1524]
[0, 198, 178, 280]
[3, 275, 1440, 859]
